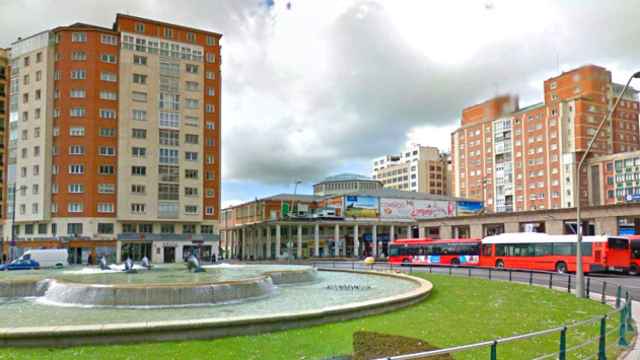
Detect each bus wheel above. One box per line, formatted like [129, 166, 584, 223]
[630, 264, 639, 276]
[495, 260, 504, 269]
[451, 258, 460, 266]
[555, 262, 568, 274]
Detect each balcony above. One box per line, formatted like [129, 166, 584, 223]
[117, 233, 219, 242]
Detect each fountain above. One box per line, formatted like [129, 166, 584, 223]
[0, 263, 432, 347]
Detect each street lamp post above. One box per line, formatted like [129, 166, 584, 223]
[575, 71, 640, 298]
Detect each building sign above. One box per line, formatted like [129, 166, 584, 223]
[344, 196, 379, 218]
[456, 201, 484, 216]
[380, 198, 454, 220]
[281, 202, 290, 218]
[625, 194, 640, 202]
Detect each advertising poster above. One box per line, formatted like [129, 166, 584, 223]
[319, 196, 344, 216]
[456, 201, 484, 215]
[344, 195, 379, 218]
[380, 198, 454, 220]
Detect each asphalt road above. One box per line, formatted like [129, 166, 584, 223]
[306, 260, 640, 300]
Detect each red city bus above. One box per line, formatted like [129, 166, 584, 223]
[479, 233, 631, 274]
[388, 238, 481, 266]
[625, 235, 640, 275]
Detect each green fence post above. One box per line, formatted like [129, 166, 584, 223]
[567, 276, 571, 293]
[558, 326, 567, 360]
[549, 273, 553, 289]
[618, 306, 629, 347]
[586, 277, 591, 298]
[626, 292, 634, 332]
[490, 340, 497, 360]
[616, 286, 622, 309]
[449, 267, 452, 276]
[529, 271, 533, 285]
[598, 315, 606, 360]
[601, 282, 607, 304]
[489, 269, 492, 280]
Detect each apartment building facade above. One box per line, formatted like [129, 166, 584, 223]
[2, 15, 221, 264]
[0, 49, 7, 220]
[372, 144, 449, 195]
[451, 65, 640, 213]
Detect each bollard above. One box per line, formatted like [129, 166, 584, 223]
[508, 270, 512, 282]
[601, 282, 607, 304]
[619, 305, 629, 347]
[489, 269, 492, 280]
[549, 273, 553, 289]
[558, 326, 567, 360]
[586, 277, 591, 298]
[529, 271, 533, 286]
[490, 340, 497, 360]
[616, 286, 622, 309]
[598, 316, 606, 360]
[567, 276, 571, 293]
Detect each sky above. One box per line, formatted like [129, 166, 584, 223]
[2, 0, 640, 208]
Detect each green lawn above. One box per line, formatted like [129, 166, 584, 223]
[0, 274, 625, 360]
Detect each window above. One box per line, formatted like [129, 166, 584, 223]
[34, 107, 41, 118]
[32, 184, 39, 195]
[206, 171, 215, 181]
[207, 87, 215, 96]
[160, 112, 180, 128]
[99, 146, 115, 156]
[185, 134, 199, 144]
[206, 104, 215, 113]
[34, 127, 40, 138]
[101, 34, 117, 45]
[206, 188, 215, 198]
[159, 93, 179, 110]
[70, 107, 86, 117]
[206, 71, 215, 80]
[68, 184, 84, 193]
[159, 148, 179, 164]
[186, 81, 199, 91]
[70, 127, 85, 136]
[135, 23, 145, 33]
[70, 70, 86, 79]
[97, 203, 114, 213]
[159, 183, 179, 200]
[99, 165, 114, 175]
[161, 224, 175, 234]
[159, 166, 179, 182]
[100, 108, 117, 119]
[133, 73, 147, 84]
[99, 128, 116, 137]
[69, 145, 84, 155]
[132, 91, 147, 102]
[100, 91, 117, 100]
[205, 207, 214, 216]
[185, 205, 198, 214]
[132, 128, 147, 139]
[132, 166, 147, 176]
[206, 36, 216, 46]
[185, 169, 198, 179]
[131, 184, 146, 194]
[100, 72, 117, 82]
[68, 203, 84, 213]
[206, 53, 215, 63]
[163, 27, 174, 39]
[133, 55, 147, 65]
[23, 56, 30, 67]
[186, 32, 196, 43]
[98, 184, 115, 194]
[72, 51, 87, 61]
[186, 98, 199, 109]
[185, 151, 198, 161]
[132, 109, 147, 121]
[132, 147, 146, 157]
[186, 64, 199, 73]
[98, 223, 114, 234]
[185, 116, 199, 127]
[159, 129, 179, 145]
[72, 32, 87, 42]
[36, 71, 42, 81]
[69, 164, 84, 175]
[101, 53, 117, 64]
[131, 203, 146, 214]
[70, 89, 86, 98]
[183, 224, 196, 233]
[185, 187, 198, 196]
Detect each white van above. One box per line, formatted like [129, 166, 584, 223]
[20, 249, 68, 268]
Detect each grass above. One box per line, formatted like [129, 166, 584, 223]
[0, 273, 625, 360]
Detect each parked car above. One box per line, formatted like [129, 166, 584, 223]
[0, 259, 40, 271]
[19, 249, 68, 268]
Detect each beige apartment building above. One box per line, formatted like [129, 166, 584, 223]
[372, 144, 449, 195]
[2, 15, 221, 264]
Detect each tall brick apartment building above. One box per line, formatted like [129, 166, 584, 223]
[451, 65, 640, 213]
[2, 15, 221, 263]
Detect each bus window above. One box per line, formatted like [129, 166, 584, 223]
[496, 244, 506, 256]
[389, 246, 400, 256]
[534, 243, 552, 256]
[482, 244, 492, 256]
[553, 243, 573, 256]
[632, 242, 640, 259]
[607, 238, 629, 249]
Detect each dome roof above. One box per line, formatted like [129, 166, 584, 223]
[321, 173, 372, 182]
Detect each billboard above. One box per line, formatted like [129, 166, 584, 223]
[344, 195, 379, 218]
[380, 198, 454, 220]
[456, 201, 484, 216]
